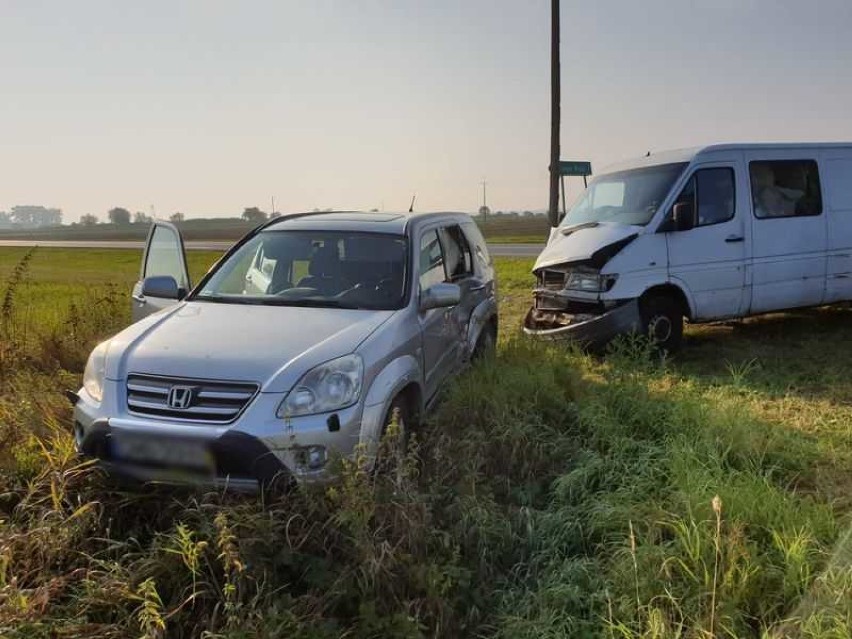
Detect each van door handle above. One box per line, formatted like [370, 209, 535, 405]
[469, 283, 486, 291]
[725, 236, 744, 243]
[132, 294, 147, 305]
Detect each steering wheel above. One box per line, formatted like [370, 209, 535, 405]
[273, 286, 321, 298]
[374, 276, 397, 290]
[267, 281, 293, 295]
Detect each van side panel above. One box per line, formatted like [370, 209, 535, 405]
[822, 151, 852, 303]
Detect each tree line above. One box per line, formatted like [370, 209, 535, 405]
[1, 205, 546, 229]
[74, 207, 276, 226]
[0, 206, 62, 229]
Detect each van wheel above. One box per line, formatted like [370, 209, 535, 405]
[375, 395, 411, 473]
[639, 295, 683, 352]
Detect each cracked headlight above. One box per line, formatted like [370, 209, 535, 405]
[82, 340, 110, 403]
[565, 270, 618, 293]
[277, 354, 364, 418]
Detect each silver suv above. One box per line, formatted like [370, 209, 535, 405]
[71, 212, 498, 490]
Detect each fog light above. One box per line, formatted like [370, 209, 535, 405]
[295, 446, 327, 471]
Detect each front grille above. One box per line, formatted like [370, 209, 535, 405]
[126, 374, 259, 423]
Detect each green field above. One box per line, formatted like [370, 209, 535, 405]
[1, 247, 851, 637]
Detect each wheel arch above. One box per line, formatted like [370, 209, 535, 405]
[640, 282, 693, 321]
[466, 298, 499, 357]
[360, 355, 424, 453]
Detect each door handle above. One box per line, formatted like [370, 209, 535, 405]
[469, 283, 486, 291]
[725, 236, 744, 243]
[132, 294, 147, 305]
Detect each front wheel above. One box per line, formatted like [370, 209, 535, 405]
[639, 295, 683, 352]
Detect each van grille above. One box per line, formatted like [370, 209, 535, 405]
[126, 374, 259, 423]
[538, 269, 566, 290]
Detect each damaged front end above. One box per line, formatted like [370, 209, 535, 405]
[523, 263, 640, 345]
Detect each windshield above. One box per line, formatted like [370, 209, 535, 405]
[193, 230, 408, 310]
[562, 162, 687, 227]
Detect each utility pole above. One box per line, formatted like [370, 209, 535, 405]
[271, 196, 276, 218]
[481, 179, 488, 223]
[548, 0, 561, 227]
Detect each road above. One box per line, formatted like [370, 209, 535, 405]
[0, 239, 545, 258]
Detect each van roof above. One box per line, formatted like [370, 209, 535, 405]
[602, 142, 852, 174]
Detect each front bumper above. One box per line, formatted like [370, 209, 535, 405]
[75, 418, 294, 493]
[523, 299, 641, 346]
[72, 386, 379, 492]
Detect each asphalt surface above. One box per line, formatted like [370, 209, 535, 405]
[0, 239, 545, 257]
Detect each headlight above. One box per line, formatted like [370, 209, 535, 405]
[565, 270, 618, 292]
[277, 354, 364, 418]
[82, 340, 110, 403]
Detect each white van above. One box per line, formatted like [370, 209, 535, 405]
[524, 143, 852, 350]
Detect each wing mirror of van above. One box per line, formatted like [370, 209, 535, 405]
[142, 275, 181, 300]
[420, 282, 461, 312]
[672, 202, 696, 232]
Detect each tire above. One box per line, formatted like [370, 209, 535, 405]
[472, 323, 497, 361]
[639, 294, 683, 352]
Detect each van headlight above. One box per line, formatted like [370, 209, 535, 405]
[277, 354, 364, 418]
[82, 340, 110, 403]
[565, 270, 618, 293]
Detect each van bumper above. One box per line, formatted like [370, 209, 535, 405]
[523, 299, 641, 345]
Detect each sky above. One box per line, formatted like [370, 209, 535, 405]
[2, 0, 852, 223]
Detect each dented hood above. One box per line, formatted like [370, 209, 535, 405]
[533, 222, 642, 271]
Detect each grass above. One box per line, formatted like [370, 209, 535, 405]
[1, 247, 852, 637]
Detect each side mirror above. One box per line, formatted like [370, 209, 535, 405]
[420, 282, 461, 312]
[142, 275, 180, 300]
[672, 202, 695, 232]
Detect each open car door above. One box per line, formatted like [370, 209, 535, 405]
[132, 221, 191, 323]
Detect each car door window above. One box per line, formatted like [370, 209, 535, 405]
[438, 225, 474, 281]
[419, 230, 445, 290]
[671, 167, 736, 227]
[145, 225, 188, 290]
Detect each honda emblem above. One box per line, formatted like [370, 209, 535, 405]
[167, 385, 196, 410]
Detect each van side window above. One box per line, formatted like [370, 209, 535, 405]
[750, 160, 822, 218]
[671, 167, 735, 227]
[438, 225, 473, 281]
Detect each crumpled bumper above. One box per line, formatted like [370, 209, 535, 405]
[523, 299, 641, 345]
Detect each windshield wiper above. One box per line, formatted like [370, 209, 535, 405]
[193, 294, 370, 310]
[267, 298, 364, 309]
[193, 294, 264, 305]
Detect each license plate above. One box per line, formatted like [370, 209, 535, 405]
[111, 432, 214, 472]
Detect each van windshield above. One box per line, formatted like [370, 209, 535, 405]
[192, 230, 408, 310]
[561, 162, 687, 227]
